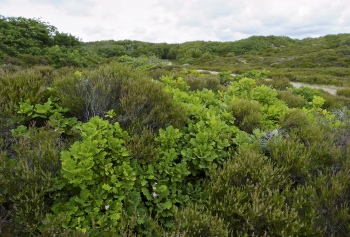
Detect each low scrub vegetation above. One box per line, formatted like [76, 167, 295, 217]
[1, 16, 350, 236]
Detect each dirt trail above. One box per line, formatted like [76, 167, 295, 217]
[289, 82, 340, 95]
[196, 69, 341, 95]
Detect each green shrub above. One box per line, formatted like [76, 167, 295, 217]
[49, 117, 137, 235]
[279, 109, 325, 147]
[0, 68, 51, 107]
[279, 108, 309, 131]
[120, 76, 187, 133]
[147, 67, 177, 81]
[125, 127, 158, 163]
[207, 147, 320, 236]
[260, 77, 292, 90]
[170, 205, 229, 236]
[39, 214, 88, 237]
[290, 86, 320, 102]
[53, 64, 128, 121]
[183, 74, 221, 91]
[312, 170, 350, 236]
[218, 71, 235, 85]
[278, 108, 346, 173]
[277, 90, 306, 108]
[227, 98, 262, 133]
[336, 87, 350, 97]
[279, 109, 339, 155]
[266, 119, 350, 236]
[267, 135, 312, 185]
[54, 63, 186, 134]
[319, 91, 344, 109]
[0, 127, 64, 236]
[17, 54, 52, 66]
[0, 67, 54, 150]
[117, 211, 163, 237]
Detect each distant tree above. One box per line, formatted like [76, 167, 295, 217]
[0, 16, 56, 55]
[53, 32, 81, 47]
[0, 16, 81, 57]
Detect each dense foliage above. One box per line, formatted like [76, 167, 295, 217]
[0, 16, 88, 67]
[1, 16, 350, 236]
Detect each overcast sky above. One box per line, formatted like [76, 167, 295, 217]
[1, 0, 350, 43]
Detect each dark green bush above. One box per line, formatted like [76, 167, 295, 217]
[0, 68, 51, 107]
[319, 91, 344, 109]
[125, 127, 159, 163]
[281, 108, 345, 166]
[117, 211, 163, 237]
[267, 135, 312, 185]
[279, 109, 327, 147]
[54, 62, 186, 134]
[183, 74, 221, 91]
[277, 90, 306, 108]
[0, 67, 53, 150]
[0, 127, 64, 236]
[227, 98, 262, 133]
[170, 205, 229, 236]
[266, 123, 350, 236]
[279, 108, 309, 131]
[54, 63, 134, 121]
[279, 109, 336, 151]
[207, 147, 320, 236]
[120, 76, 187, 133]
[147, 66, 180, 81]
[336, 87, 350, 97]
[312, 170, 350, 236]
[17, 54, 52, 66]
[260, 77, 292, 90]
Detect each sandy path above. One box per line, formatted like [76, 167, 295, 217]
[196, 69, 341, 95]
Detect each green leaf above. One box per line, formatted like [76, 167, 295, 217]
[35, 99, 52, 114]
[11, 125, 29, 138]
[163, 200, 172, 210]
[142, 187, 152, 200]
[110, 212, 120, 221]
[102, 183, 112, 191]
[18, 99, 34, 115]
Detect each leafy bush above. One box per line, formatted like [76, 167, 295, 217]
[218, 71, 235, 85]
[49, 117, 137, 235]
[227, 78, 287, 129]
[290, 86, 320, 102]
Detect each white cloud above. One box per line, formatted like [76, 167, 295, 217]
[1, 0, 350, 43]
